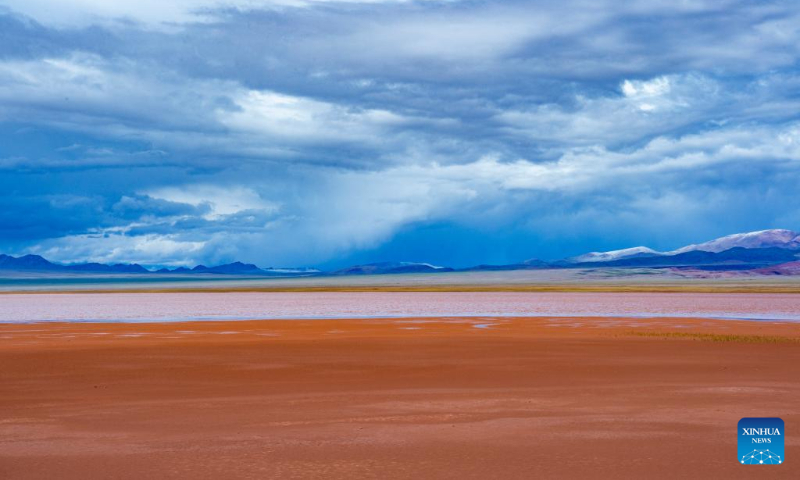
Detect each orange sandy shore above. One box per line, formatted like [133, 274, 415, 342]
[2, 316, 800, 479]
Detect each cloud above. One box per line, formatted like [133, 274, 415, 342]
[1, 0, 413, 26]
[29, 233, 207, 266]
[18, 120, 800, 266]
[0, 53, 437, 169]
[145, 185, 277, 219]
[2, 0, 800, 266]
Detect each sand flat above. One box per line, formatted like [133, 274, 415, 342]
[1, 316, 799, 479]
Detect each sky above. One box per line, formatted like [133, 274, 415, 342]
[1, 0, 799, 268]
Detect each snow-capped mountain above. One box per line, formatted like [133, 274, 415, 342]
[668, 229, 800, 254]
[567, 229, 800, 264]
[566, 246, 662, 263]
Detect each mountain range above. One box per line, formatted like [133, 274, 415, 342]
[567, 229, 800, 262]
[0, 255, 320, 277]
[2, 229, 799, 277]
[0, 254, 151, 274]
[330, 262, 454, 276]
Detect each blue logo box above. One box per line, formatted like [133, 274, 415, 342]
[739, 417, 784, 465]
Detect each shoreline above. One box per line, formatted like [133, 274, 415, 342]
[3, 313, 800, 325]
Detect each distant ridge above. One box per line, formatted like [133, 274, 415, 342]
[753, 261, 800, 276]
[191, 262, 265, 275]
[567, 246, 662, 264]
[0, 254, 314, 277]
[331, 262, 454, 276]
[2, 228, 799, 277]
[571, 247, 799, 269]
[670, 229, 800, 254]
[566, 229, 800, 264]
[0, 254, 149, 274]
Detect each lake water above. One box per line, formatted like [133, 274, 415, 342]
[1, 291, 799, 323]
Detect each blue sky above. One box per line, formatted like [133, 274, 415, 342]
[1, 0, 799, 268]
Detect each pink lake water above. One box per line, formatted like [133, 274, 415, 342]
[1, 292, 799, 323]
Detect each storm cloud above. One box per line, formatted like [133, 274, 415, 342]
[1, 0, 799, 267]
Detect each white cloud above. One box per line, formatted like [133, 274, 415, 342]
[4, 0, 800, 266]
[253, 123, 800, 263]
[146, 185, 277, 219]
[1, 0, 414, 26]
[21, 119, 800, 266]
[30, 233, 206, 266]
[621, 77, 671, 98]
[218, 90, 407, 144]
[0, 54, 426, 164]
[495, 73, 725, 147]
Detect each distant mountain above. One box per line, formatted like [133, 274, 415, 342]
[262, 267, 321, 274]
[3, 228, 799, 278]
[753, 261, 800, 276]
[66, 262, 149, 273]
[462, 259, 550, 272]
[189, 262, 265, 275]
[669, 229, 800, 254]
[566, 246, 662, 264]
[331, 262, 454, 275]
[157, 262, 317, 276]
[521, 258, 550, 267]
[169, 267, 192, 273]
[564, 229, 800, 266]
[0, 254, 314, 277]
[0, 254, 147, 273]
[578, 247, 800, 269]
[0, 254, 57, 270]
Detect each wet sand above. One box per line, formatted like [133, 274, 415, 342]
[1, 316, 799, 479]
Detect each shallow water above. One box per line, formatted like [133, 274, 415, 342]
[1, 291, 799, 323]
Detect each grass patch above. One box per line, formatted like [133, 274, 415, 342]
[626, 331, 800, 344]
